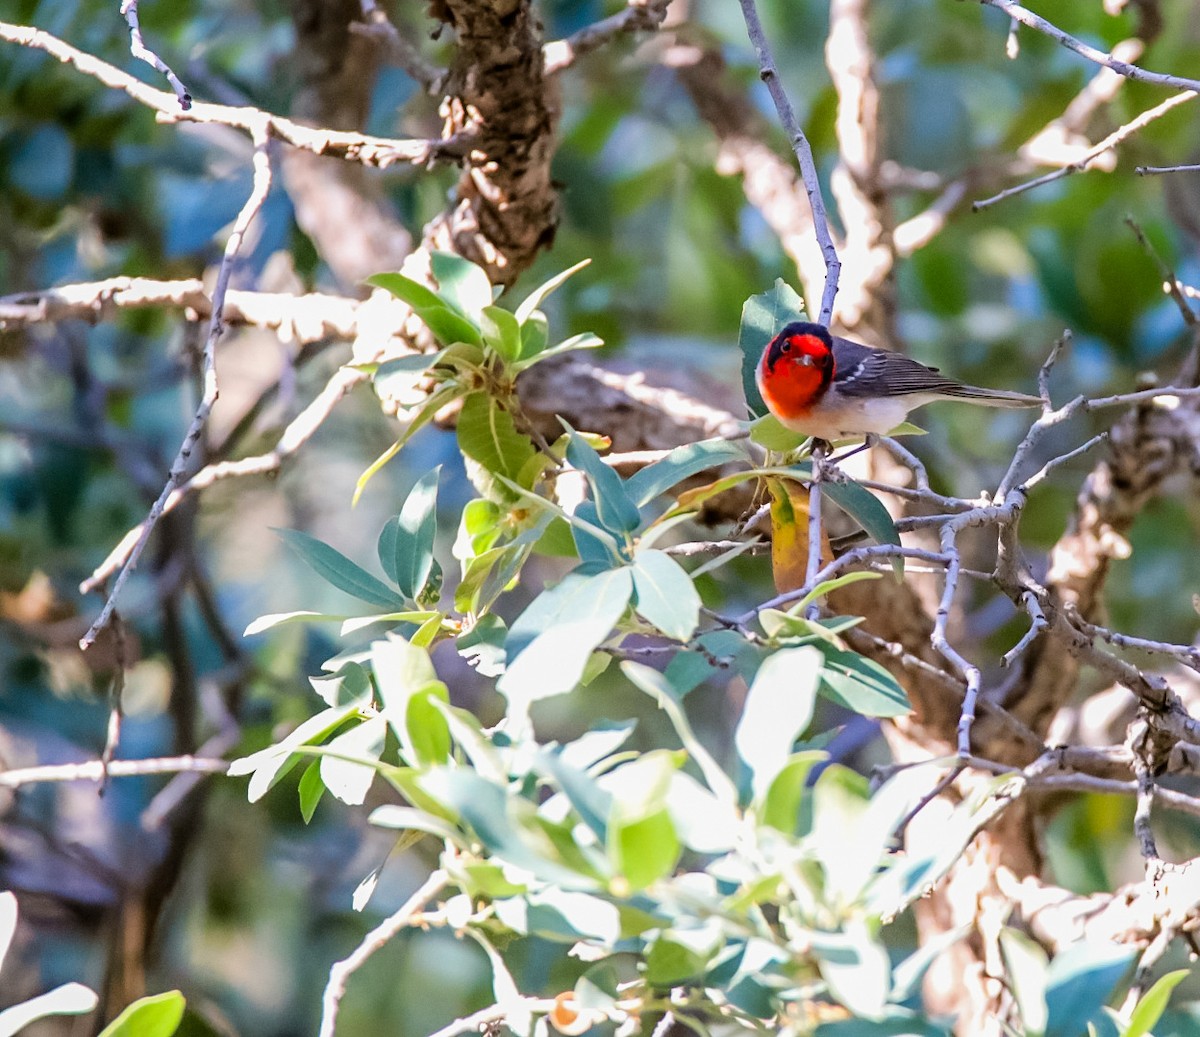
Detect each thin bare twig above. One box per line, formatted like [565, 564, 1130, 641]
[805, 443, 826, 618]
[736, 0, 841, 323]
[319, 870, 450, 1037]
[973, 90, 1197, 211]
[0, 22, 460, 169]
[353, 0, 444, 91]
[1137, 163, 1200, 175]
[0, 753, 230, 788]
[81, 132, 274, 650]
[544, 0, 673, 75]
[81, 364, 367, 593]
[120, 0, 191, 109]
[983, 0, 1200, 93]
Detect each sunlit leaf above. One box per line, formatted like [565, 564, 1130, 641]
[750, 414, 807, 452]
[515, 258, 591, 324]
[431, 250, 493, 319]
[1122, 968, 1190, 1037]
[736, 646, 821, 803]
[319, 715, 386, 805]
[625, 439, 746, 507]
[96, 991, 185, 1037]
[630, 548, 699, 641]
[457, 392, 538, 487]
[0, 984, 99, 1036]
[481, 305, 522, 363]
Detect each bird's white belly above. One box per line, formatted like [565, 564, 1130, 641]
[777, 395, 923, 440]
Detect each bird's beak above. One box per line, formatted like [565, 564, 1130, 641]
[798, 355, 815, 368]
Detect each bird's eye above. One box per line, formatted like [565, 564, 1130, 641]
[779, 340, 791, 353]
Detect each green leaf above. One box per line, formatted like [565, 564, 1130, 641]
[811, 924, 892, 1021]
[354, 383, 467, 505]
[365, 268, 484, 344]
[419, 769, 599, 887]
[625, 438, 747, 507]
[630, 548, 700, 641]
[1045, 942, 1137, 1037]
[517, 331, 604, 367]
[644, 925, 723, 985]
[515, 258, 591, 324]
[506, 567, 633, 662]
[431, 250, 493, 319]
[457, 392, 537, 486]
[621, 661, 738, 808]
[736, 646, 821, 803]
[739, 279, 807, 419]
[319, 716, 387, 805]
[379, 467, 441, 601]
[887, 421, 928, 437]
[822, 481, 904, 579]
[565, 427, 641, 534]
[750, 414, 808, 452]
[275, 528, 405, 609]
[298, 760, 325, 823]
[793, 571, 882, 612]
[481, 305, 522, 363]
[498, 618, 618, 708]
[364, 271, 445, 313]
[0, 984, 98, 1034]
[372, 349, 449, 404]
[96, 991, 186, 1037]
[406, 686, 452, 767]
[1122, 969, 1190, 1037]
[368, 805, 463, 846]
[536, 751, 613, 841]
[518, 311, 549, 360]
[818, 646, 911, 717]
[228, 704, 363, 802]
[761, 751, 825, 833]
[611, 809, 679, 891]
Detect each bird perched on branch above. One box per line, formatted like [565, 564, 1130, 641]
[756, 321, 1040, 442]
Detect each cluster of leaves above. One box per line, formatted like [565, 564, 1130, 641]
[228, 260, 1174, 1035]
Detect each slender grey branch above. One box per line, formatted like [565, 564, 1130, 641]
[318, 870, 450, 1037]
[983, 0, 1200, 93]
[736, 0, 841, 323]
[1137, 163, 1200, 175]
[120, 0, 191, 109]
[544, 0, 674, 75]
[973, 90, 1196, 211]
[0, 753, 230, 788]
[80, 133, 274, 650]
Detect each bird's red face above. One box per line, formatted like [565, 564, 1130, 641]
[757, 322, 835, 421]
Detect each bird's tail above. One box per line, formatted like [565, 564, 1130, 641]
[942, 384, 1042, 408]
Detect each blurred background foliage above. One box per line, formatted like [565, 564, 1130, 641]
[2, 0, 1200, 1033]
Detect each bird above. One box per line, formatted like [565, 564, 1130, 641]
[756, 321, 1041, 442]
